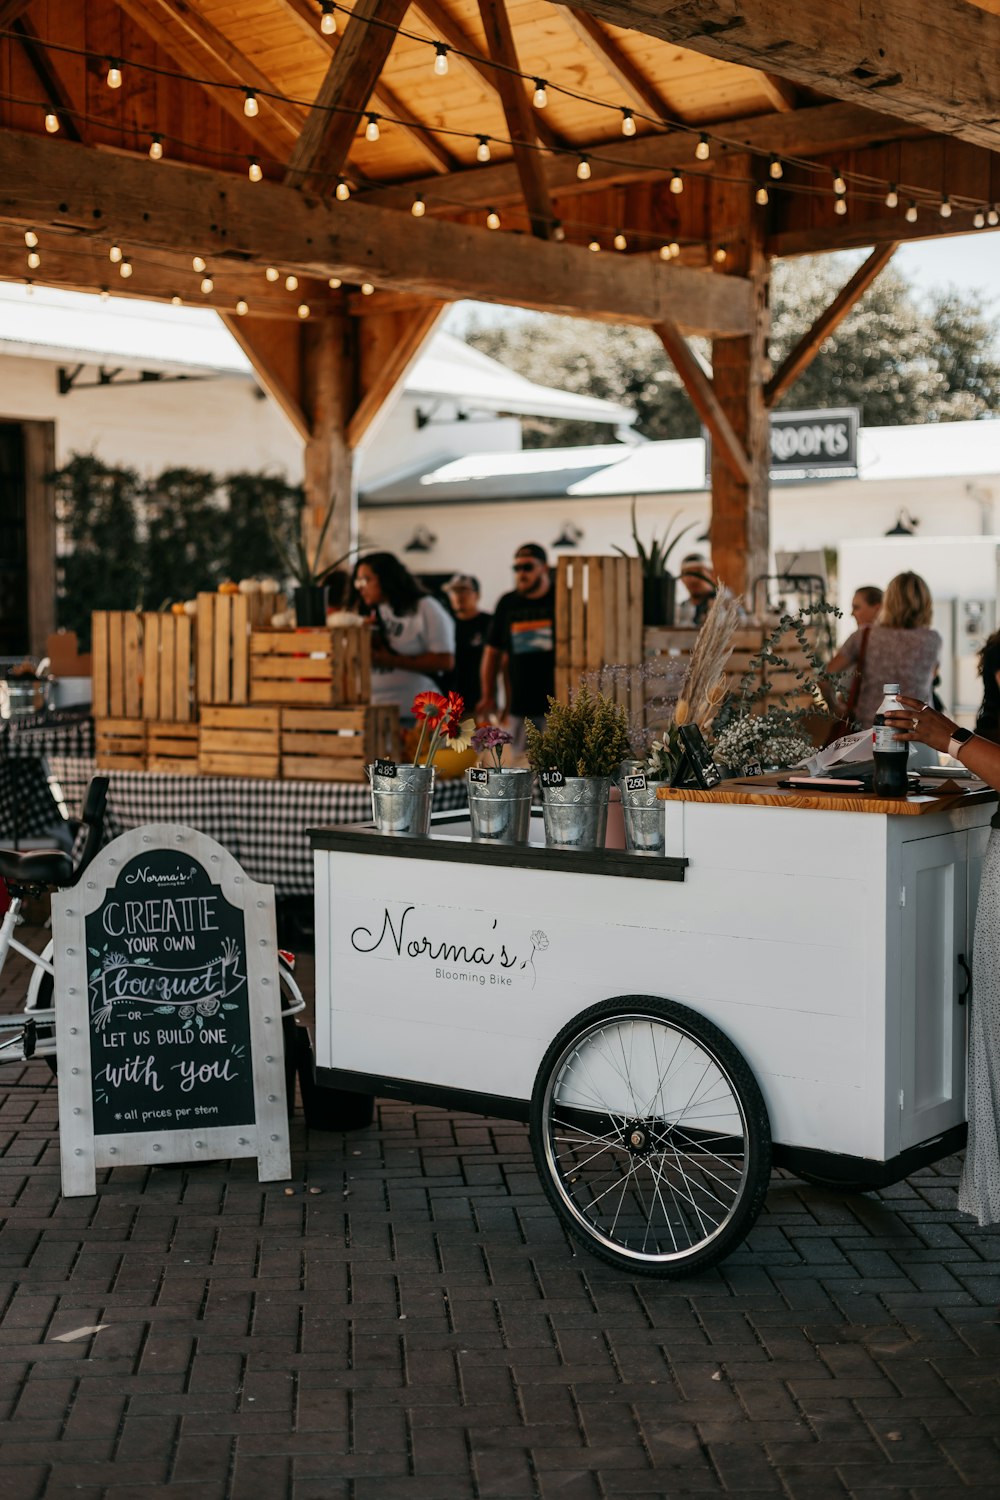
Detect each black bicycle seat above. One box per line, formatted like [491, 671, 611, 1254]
[0, 848, 74, 888]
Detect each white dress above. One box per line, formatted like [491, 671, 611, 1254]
[958, 825, 1000, 1225]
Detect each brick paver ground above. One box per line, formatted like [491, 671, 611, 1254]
[2, 925, 1000, 1499]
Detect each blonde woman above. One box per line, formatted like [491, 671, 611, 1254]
[826, 571, 941, 752]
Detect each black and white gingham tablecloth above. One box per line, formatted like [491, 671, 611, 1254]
[75, 770, 469, 897]
[0, 712, 97, 843]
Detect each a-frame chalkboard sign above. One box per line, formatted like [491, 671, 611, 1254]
[52, 825, 291, 1197]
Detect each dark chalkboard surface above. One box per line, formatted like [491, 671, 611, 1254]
[85, 849, 256, 1137]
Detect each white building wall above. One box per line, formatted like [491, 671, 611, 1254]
[356, 395, 522, 488]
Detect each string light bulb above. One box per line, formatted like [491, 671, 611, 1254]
[713, 245, 728, 264]
[833, 168, 846, 194]
[588, 239, 600, 253]
[200, 275, 213, 293]
[297, 303, 310, 319]
[486, 208, 500, 230]
[99, 288, 110, 303]
[236, 298, 249, 316]
[248, 157, 263, 183]
[119, 257, 133, 279]
[668, 240, 680, 258]
[411, 193, 426, 217]
[694, 133, 710, 161]
[769, 155, 783, 180]
[973, 209, 986, 229]
[335, 177, 350, 200]
[149, 135, 163, 160]
[988, 205, 1000, 227]
[170, 295, 182, 305]
[44, 112, 59, 133]
[552, 220, 565, 242]
[613, 229, 627, 250]
[621, 109, 636, 137]
[433, 43, 448, 75]
[328, 276, 342, 289]
[659, 243, 673, 261]
[109, 244, 123, 264]
[476, 136, 491, 163]
[192, 255, 206, 273]
[576, 156, 591, 181]
[669, 169, 683, 195]
[905, 200, 918, 223]
[106, 60, 122, 90]
[243, 90, 258, 118]
[365, 114, 380, 143]
[27, 250, 40, 270]
[265, 266, 279, 282]
[939, 193, 952, 218]
[285, 274, 298, 291]
[834, 193, 847, 215]
[755, 185, 769, 206]
[24, 230, 38, 248]
[361, 282, 374, 296]
[320, 1, 336, 35]
[533, 79, 548, 108]
[885, 183, 898, 208]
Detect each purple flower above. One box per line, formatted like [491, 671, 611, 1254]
[471, 723, 514, 768]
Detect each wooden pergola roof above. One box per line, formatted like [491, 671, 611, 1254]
[2, 1, 998, 601]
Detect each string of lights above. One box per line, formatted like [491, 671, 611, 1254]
[0, 21, 995, 230]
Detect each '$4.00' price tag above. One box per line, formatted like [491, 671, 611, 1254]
[540, 770, 565, 787]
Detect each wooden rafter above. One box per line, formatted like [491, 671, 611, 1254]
[768, 215, 974, 258]
[412, 0, 563, 151]
[220, 314, 310, 440]
[284, 0, 411, 193]
[764, 242, 899, 407]
[476, 0, 553, 238]
[0, 1, 32, 28]
[12, 16, 83, 143]
[757, 75, 798, 113]
[654, 318, 751, 485]
[348, 300, 446, 447]
[0, 127, 755, 334]
[564, 0, 1000, 151]
[359, 99, 928, 213]
[555, 6, 677, 125]
[274, 0, 456, 175]
[114, 0, 304, 153]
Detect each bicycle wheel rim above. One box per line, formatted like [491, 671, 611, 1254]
[540, 1012, 753, 1265]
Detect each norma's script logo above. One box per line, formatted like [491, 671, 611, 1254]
[350, 905, 549, 989]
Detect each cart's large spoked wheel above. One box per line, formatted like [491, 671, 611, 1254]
[530, 997, 771, 1276]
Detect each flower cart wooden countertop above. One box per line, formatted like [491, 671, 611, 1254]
[656, 777, 997, 815]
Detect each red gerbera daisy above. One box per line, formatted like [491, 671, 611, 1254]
[413, 690, 448, 724]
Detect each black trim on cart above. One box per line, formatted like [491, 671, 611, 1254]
[317, 1066, 530, 1123]
[773, 1124, 968, 1190]
[308, 823, 688, 882]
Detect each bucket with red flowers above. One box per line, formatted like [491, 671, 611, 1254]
[368, 690, 474, 836]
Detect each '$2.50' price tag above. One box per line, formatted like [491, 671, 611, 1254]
[624, 773, 647, 792]
[469, 768, 488, 784]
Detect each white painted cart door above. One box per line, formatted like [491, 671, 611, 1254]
[898, 832, 968, 1152]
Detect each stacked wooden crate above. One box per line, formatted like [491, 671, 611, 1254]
[143, 611, 198, 772]
[196, 590, 278, 708]
[92, 611, 145, 770]
[198, 707, 281, 779]
[642, 620, 823, 717]
[554, 555, 644, 720]
[249, 623, 371, 706]
[281, 706, 400, 782]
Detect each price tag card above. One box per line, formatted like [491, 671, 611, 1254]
[373, 759, 397, 778]
[743, 760, 764, 778]
[540, 770, 565, 787]
[624, 773, 647, 792]
[469, 768, 489, 784]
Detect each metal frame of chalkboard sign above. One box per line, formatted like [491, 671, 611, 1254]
[51, 824, 291, 1197]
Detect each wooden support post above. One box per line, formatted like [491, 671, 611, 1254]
[654, 319, 751, 486]
[709, 158, 770, 606]
[302, 311, 354, 569]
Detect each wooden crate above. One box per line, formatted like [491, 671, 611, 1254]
[249, 624, 371, 707]
[95, 717, 146, 772]
[147, 720, 199, 774]
[142, 612, 194, 721]
[196, 591, 277, 706]
[281, 705, 400, 782]
[554, 555, 643, 712]
[198, 707, 281, 778]
[91, 612, 142, 719]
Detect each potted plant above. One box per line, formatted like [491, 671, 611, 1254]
[466, 725, 533, 844]
[526, 687, 631, 850]
[613, 498, 700, 628]
[369, 690, 474, 836]
[266, 492, 352, 627]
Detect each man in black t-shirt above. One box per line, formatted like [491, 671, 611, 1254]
[443, 573, 492, 714]
[478, 543, 555, 741]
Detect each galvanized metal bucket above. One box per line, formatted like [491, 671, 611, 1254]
[540, 776, 611, 851]
[617, 761, 667, 856]
[368, 763, 436, 836]
[466, 766, 533, 844]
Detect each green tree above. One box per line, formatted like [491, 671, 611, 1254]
[142, 467, 222, 609]
[55, 455, 144, 647]
[221, 472, 304, 587]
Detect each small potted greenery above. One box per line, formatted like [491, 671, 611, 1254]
[266, 492, 352, 626]
[526, 687, 631, 850]
[613, 498, 700, 627]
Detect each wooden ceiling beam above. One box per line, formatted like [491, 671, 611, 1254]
[284, 0, 411, 192]
[564, 0, 1000, 151]
[757, 75, 798, 113]
[359, 99, 929, 212]
[113, 0, 303, 153]
[0, 2, 33, 28]
[12, 16, 83, 143]
[765, 242, 898, 407]
[768, 214, 994, 258]
[0, 127, 755, 335]
[554, 6, 679, 124]
[274, 0, 457, 175]
[476, 0, 554, 239]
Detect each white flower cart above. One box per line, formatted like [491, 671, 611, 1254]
[310, 782, 995, 1276]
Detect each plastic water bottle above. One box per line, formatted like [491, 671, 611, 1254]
[872, 683, 909, 797]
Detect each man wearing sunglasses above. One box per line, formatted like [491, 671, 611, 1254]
[477, 544, 554, 746]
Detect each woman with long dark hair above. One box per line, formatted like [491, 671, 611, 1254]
[351, 552, 455, 720]
[976, 629, 1000, 744]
